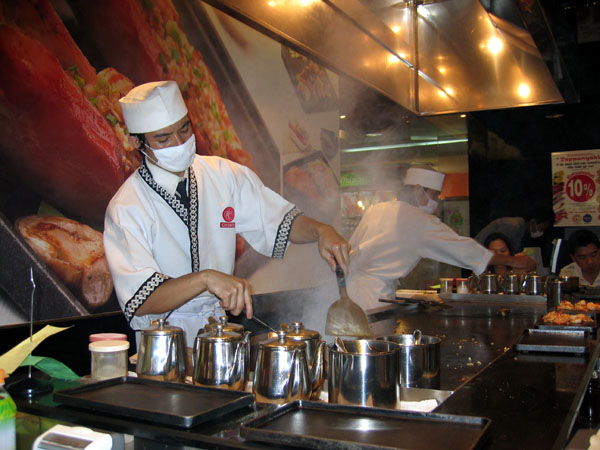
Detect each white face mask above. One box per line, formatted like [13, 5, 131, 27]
[530, 229, 544, 239]
[418, 197, 439, 215]
[143, 135, 196, 172]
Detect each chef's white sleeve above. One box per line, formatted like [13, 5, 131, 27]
[418, 215, 493, 275]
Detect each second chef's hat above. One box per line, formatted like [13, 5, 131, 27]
[119, 81, 188, 134]
[404, 167, 445, 192]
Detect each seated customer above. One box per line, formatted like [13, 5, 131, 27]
[483, 233, 514, 276]
[559, 229, 600, 287]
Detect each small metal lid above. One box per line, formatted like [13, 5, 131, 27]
[261, 330, 307, 350]
[196, 324, 243, 342]
[203, 316, 244, 335]
[285, 321, 319, 341]
[141, 318, 183, 336]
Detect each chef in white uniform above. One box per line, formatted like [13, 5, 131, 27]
[104, 81, 349, 347]
[346, 166, 536, 310]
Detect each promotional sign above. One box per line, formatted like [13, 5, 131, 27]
[551, 149, 600, 226]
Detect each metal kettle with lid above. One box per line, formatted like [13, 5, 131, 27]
[522, 272, 544, 295]
[272, 321, 322, 367]
[192, 323, 251, 390]
[253, 330, 325, 404]
[478, 272, 499, 294]
[202, 315, 244, 336]
[136, 318, 186, 383]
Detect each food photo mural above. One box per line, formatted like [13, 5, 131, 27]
[0, 0, 341, 325]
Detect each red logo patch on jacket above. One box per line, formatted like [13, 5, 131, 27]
[220, 206, 235, 228]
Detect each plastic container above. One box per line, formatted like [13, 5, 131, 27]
[89, 340, 130, 381]
[0, 368, 16, 450]
[89, 333, 128, 343]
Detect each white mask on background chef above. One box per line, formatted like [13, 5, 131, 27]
[419, 195, 439, 215]
[143, 135, 196, 172]
[530, 222, 544, 239]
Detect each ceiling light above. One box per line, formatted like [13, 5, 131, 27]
[342, 138, 468, 153]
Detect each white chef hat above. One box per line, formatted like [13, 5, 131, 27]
[119, 81, 188, 134]
[404, 167, 445, 192]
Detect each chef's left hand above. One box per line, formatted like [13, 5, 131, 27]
[317, 224, 351, 273]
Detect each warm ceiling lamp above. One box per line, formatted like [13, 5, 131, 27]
[487, 36, 503, 55]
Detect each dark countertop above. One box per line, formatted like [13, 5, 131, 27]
[6, 295, 600, 449]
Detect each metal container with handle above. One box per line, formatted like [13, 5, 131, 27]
[136, 318, 186, 383]
[192, 324, 250, 391]
[253, 330, 325, 404]
[328, 339, 400, 408]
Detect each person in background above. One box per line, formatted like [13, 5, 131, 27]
[474, 207, 555, 266]
[346, 166, 537, 310]
[483, 232, 528, 276]
[559, 229, 600, 287]
[103, 81, 350, 348]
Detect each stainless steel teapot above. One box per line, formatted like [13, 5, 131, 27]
[273, 321, 321, 368]
[136, 318, 186, 383]
[253, 330, 325, 404]
[192, 324, 251, 390]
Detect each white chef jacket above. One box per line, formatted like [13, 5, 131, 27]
[104, 156, 300, 347]
[559, 262, 600, 287]
[346, 201, 493, 310]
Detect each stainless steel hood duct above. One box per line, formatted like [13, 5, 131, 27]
[202, 0, 570, 115]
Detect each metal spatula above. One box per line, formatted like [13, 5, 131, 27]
[325, 263, 371, 337]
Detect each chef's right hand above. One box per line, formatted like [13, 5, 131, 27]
[202, 270, 253, 319]
[510, 254, 537, 272]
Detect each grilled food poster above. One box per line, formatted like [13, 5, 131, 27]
[551, 150, 600, 226]
[0, 0, 339, 318]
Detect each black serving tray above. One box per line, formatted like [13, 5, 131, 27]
[514, 328, 590, 354]
[54, 377, 254, 428]
[536, 311, 597, 335]
[240, 400, 491, 450]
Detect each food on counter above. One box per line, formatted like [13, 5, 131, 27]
[0, 0, 140, 221]
[284, 166, 323, 201]
[558, 300, 600, 311]
[16, 216, 113, 311]
[68, 0, 256, 171]
[542, 310, 594, 325]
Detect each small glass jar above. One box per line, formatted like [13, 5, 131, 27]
[89, 340, 130, 381]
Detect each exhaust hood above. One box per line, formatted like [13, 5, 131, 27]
[202, 0, 573, 115]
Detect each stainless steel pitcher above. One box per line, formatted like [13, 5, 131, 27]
[192, 324, 250, 390]
[328, 339, 400, 408]
[136, 318, 186, 383]
[523, 272, 543, 295]
[502, 272, 521, 295]
[478, 272, 498, 294]
[253, 330, 325, 404]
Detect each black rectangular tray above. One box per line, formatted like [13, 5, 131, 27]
[240, 400, 491, 450]
[514, 328, 590, 354]
[536, 311, 597, 335]
[53, 377, 254, 428]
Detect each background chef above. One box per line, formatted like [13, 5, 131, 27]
[346, 166, 537, 309]
[104, 81, 350, 347]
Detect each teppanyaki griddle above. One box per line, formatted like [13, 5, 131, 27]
[240, 400, 491, 450]
[54, 377, 254, 428]
[514, 328, 590, 354]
